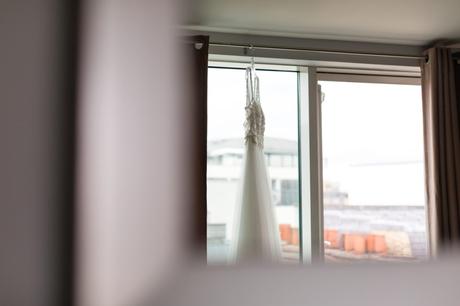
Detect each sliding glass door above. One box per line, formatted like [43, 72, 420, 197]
[319, 78, 428, 262]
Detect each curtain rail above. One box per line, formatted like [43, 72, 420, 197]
[209, 59, 420, 73]
[210, 42, 427, 61]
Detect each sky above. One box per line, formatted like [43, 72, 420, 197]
[208, 68, 298, 141]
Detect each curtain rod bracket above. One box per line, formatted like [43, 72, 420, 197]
[243, 44, 255, 56]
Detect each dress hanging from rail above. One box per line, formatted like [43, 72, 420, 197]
[230, 66, 282, 262]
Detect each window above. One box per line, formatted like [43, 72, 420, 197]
[206, 61, 428, 265]
[320, 80, 427, 262]
[207, 66, 300, 263]
[281, 180, 299, 206]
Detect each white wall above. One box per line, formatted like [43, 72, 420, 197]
[76, 1, 194, 305]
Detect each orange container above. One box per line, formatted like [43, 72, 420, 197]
[279, 224, 292, 242]
[291, 228, 300, 246]
[366, 234, 376, 253]
[328, 230, 339, 249]
[353, 235, 366, 254]
[374, 235, 387, 254]
[344, 234, 354, 251]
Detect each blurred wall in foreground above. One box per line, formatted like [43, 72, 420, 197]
[157, 259, 460, 306]
[0, 1, 76, 305]
[76, 1, 195, 305]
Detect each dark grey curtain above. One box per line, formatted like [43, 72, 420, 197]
[421, 48, 460, 255]
[184, 35, 209, 256]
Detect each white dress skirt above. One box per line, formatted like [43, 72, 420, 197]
[230, 67, 282, 263]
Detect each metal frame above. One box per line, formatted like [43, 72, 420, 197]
[209, 60, 299, 72]
[209, 53, 421, 76]
[298, 67, 324, 263]
[317, 72, 421, 85]
[315, 72, 429, 262]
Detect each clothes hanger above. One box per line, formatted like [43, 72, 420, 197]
[250, 45, 255, 72]
[248, 45, 257, 100]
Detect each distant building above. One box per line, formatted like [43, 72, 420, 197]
[208, 137, 299, 203]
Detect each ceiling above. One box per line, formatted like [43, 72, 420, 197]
[186, 0, 460, 46]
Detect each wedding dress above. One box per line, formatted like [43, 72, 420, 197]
[230, 66, 282, 262]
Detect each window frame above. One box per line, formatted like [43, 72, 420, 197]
[207, 59, 428, 263]
[315, 74, 429, 262]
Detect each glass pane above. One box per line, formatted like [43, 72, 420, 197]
[320, 80, 428, 263]
[207, 67, 300, 263]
